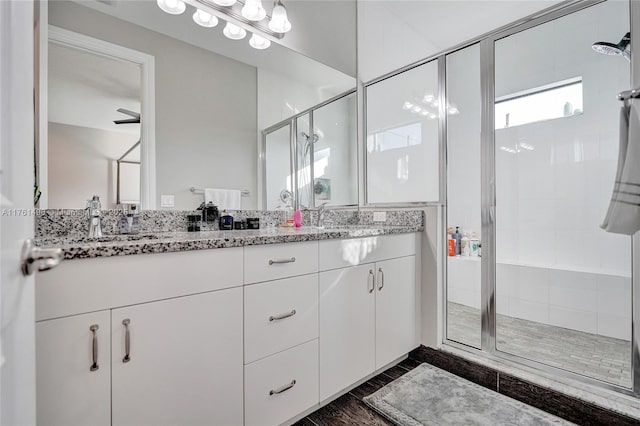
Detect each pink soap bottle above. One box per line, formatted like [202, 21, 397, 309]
[293, 210, 303, 228]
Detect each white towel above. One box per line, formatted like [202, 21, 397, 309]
[601, 101, 640, 235]
[204, 188, 241, 211]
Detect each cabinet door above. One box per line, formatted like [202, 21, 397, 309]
[319, 264, 375, 401]
[375, 256, 417, 369]
[36, 311, 111, 426]
[111, 288, 243, 426]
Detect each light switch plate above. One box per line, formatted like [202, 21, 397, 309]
[160, 195, 175, 208]
[373, 211, 386, 222]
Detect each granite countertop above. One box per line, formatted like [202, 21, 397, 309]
[36, 225, 423, 260]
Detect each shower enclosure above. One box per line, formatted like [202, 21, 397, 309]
[444, 0, 638, 394]
[263, 90, 357, 210]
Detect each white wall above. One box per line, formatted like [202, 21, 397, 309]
[49, 1, 258, 210]
[494, 0, 631, 276]
[357, 0, 562, 82]
[48, 123, 140, 209]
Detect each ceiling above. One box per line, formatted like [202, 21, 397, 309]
[48, 41, 142, 136]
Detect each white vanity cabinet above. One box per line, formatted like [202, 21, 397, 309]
[111, 288, 243, 426]
[243, 242, 320, 426]
[36, 249, 244, 426]
[36, 311, 111, 426]
[36, 233, 420, 426]
[318, 234, 419, 400]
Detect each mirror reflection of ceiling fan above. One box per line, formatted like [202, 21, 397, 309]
[113, 108, 140, 125]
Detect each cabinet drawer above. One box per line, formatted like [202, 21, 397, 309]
[36, 248, 243, 321]
[245, 340, 319, 426]
[244, 242, 318, 284]
[319, 233, 417, 271]
[245, 274, 318, 364]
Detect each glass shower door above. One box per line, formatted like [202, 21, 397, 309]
[493, 0, 632, 387]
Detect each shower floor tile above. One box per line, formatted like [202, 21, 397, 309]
[447, 302, 632, 388]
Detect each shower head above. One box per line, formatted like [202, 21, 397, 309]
[592, 32, 631, 61]
[301, 132, 320, 157]
[301, 132, 320, 144]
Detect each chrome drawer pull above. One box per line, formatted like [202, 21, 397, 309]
[268, 257, 296, 265]
[368, 269, 375, 293]
[269, 379, 296, 396]
[90, 324, 99, 372]
[122, 319, 131, 363]
[269, 309, 296, 322]
[378, 267, 385, 291]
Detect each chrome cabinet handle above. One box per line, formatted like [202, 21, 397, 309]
[90, 324, 99, 372]
[269, 379, 296, 396]
[269, 257, 296, 265]
[269, 309, 296, 322]
[378, 267, 384, 291]
[368, 269, 375, 293]
[122, 319, 131, 363]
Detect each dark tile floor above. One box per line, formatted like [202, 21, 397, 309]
[294, 358, 420, 426]
[297, 346, 640, 426]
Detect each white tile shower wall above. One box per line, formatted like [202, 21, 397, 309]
[448, 258, 631, 341]
[492, 0, 632, 277]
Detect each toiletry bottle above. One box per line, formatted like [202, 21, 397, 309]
[470, 232, 479, 257]
[129, 205, 140, 234]
[461, 232, 471, 256]
[453, 227, 462, 256]
[447, 227, 455, 257]
[294, 209, 302, 228]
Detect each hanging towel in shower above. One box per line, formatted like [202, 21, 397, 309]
[204, 188, 241, 211]
[601, 101, 640, 235]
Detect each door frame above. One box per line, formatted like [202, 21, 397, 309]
[37, 22, 157, 209]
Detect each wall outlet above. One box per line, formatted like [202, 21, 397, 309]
[373, 211, 386, 222]
[160, 195, 175, 208]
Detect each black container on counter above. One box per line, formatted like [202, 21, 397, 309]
[246, 218, 260, 229]
[233, 220, 246, 230]
[187, 214, 201, 232]
[219, 214, 234, 230]
[203, 202, 219, 224]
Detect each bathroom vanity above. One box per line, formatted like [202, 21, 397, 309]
[35, 226, 421, 426]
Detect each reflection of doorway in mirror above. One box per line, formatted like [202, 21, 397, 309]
[39, 26, 156, 209]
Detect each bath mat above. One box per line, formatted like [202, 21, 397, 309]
[363, 363, 574, 426]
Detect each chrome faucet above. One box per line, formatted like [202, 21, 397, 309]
[86, 195, 103, 238]
[316, 202, 329, 228]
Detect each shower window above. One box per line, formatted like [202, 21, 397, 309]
[495, 77, 583, 130]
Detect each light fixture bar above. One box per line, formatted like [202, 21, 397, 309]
[184, 0, 284, 40]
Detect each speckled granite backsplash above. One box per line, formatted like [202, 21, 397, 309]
[35, 209, 424, 238]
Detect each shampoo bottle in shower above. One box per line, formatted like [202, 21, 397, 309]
[453, 227, 462, 256]
[461, 232, 471, 256]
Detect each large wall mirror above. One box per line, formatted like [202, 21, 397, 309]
[37, 0, 356, 211]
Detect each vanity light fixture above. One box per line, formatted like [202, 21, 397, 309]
[268, 0, 291, 33]
[242, 0, 266, 21]
[193, 9, 219, 27]
[157, 0, 291, 50]
[212, 0, 237, 5]
[249, 33, 271, 49]
[157, 0, 186, 15]
[223, 22, 247, 39]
